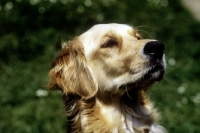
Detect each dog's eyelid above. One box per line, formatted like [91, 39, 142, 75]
[135, 33, 142, 40]
[101, 38, 118, 48]
[136, 35, 142, 40]
[132, 30, 142, 40]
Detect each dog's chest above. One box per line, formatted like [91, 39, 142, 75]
[80, 102, 138, 133]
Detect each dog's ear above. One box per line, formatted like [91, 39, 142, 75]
[49, 38, 98, 99]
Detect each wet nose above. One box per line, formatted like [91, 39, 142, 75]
[143, 41, 165, 60]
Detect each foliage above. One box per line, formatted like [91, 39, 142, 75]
[0, 0, 200, 132]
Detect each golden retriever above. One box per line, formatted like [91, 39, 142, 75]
[49, 23, 167, 133]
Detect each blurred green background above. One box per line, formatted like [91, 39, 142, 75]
[0, 0, 200, 132]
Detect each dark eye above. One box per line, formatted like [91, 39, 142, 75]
[101, 39, 118, 48]
[136, 36, 141, 40]
[136, 34, 142, 40]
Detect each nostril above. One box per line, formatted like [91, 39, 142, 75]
[144, 41, 165, 59]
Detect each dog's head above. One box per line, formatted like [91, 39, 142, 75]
[49, 23, 166, 99]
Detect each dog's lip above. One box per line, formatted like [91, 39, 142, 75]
[145, 64, 165, 80]
[120, 64, 165, 90]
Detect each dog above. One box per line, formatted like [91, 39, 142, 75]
[49, 23, 167, 133]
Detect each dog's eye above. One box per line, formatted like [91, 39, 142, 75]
[101, 39, 118, 48]
[136, 35, 142, 40]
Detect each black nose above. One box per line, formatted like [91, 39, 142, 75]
[143, 41, 165, 60]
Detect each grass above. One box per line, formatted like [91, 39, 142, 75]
[0, 57, 66, 133]
[0, 0, 200, 132]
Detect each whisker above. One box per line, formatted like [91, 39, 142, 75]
[136, 29, 154, 39]
[125, 85, 133, 100]
[134, 25, 163, 39]
[134, 25, 160, 32]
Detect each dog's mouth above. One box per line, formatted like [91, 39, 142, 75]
[120, 63, 165, 90]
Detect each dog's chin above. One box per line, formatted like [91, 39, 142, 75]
[120, 64, 165, 91]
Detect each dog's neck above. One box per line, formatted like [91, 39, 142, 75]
[64, 90, 163, 133]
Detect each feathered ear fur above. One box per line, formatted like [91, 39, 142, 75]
[49, 38, 98, 99]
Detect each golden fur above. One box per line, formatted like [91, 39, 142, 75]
[49, 23, 167, 133]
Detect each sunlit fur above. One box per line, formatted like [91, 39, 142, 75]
[49, 23, 167, 133]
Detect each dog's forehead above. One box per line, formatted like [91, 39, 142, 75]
[79, 24, 134, 56]
[83, 23, 133, 36]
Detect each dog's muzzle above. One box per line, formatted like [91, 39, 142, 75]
[120, 41, 166, 90]
[142, 41, 166, 83]
[132, 41, 165, 89]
